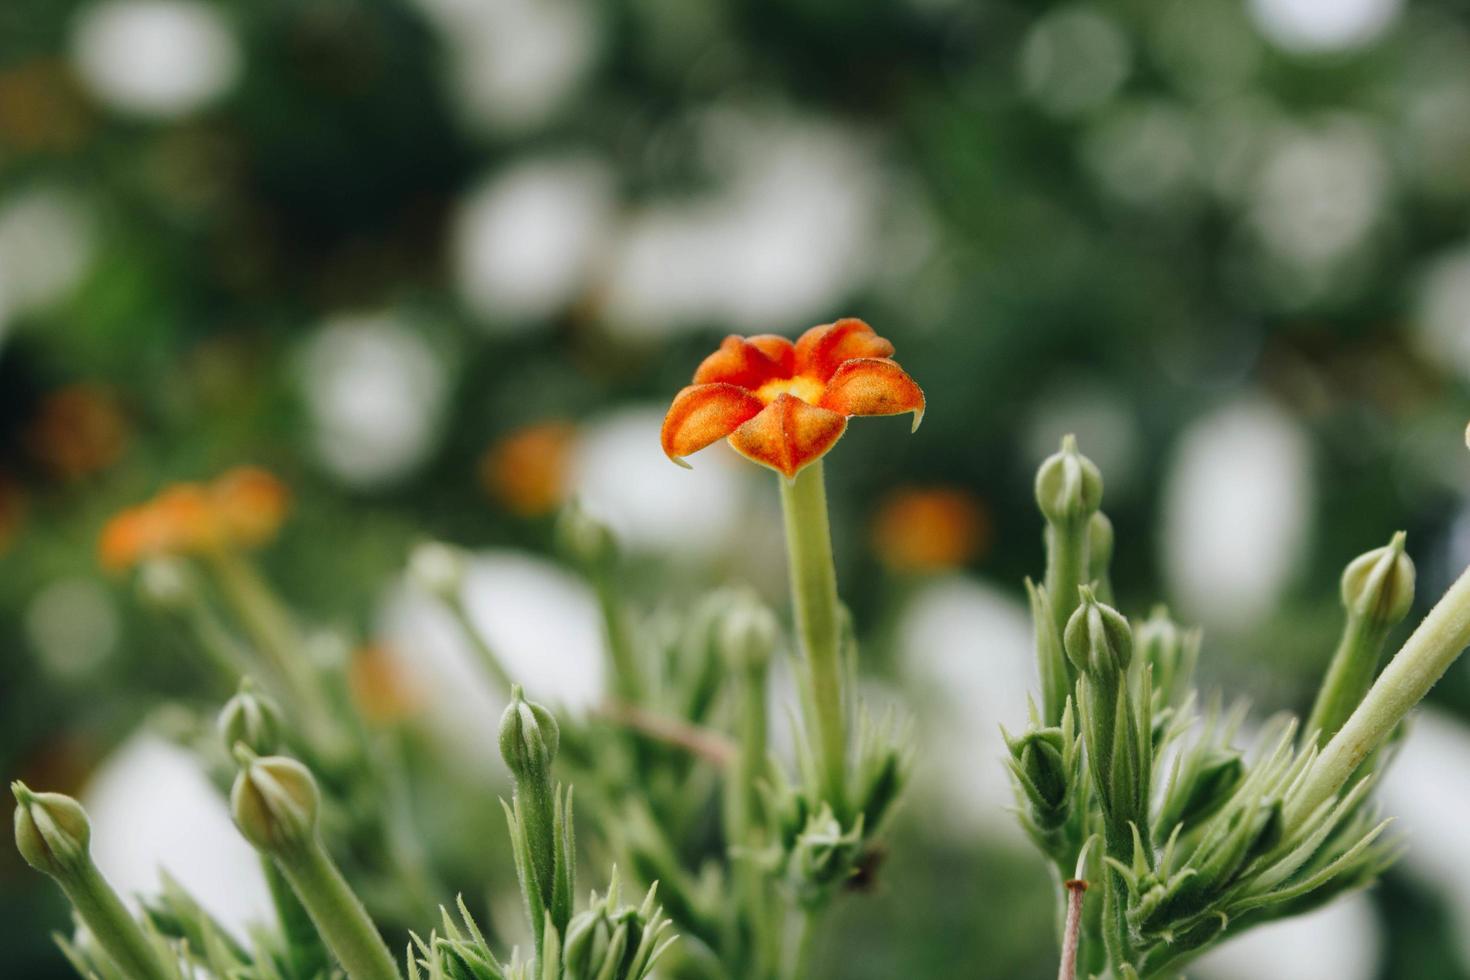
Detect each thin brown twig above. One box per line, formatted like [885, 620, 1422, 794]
[1058, 877, 1088, 980]
[594, 699, 738, 767]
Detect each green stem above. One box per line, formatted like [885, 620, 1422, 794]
[789, 907, 824, 980]
[275, 840, 400, 980]
[593, 565, 645, 702]
[442, 591, 516, 695]
[207, 552, 326, 718]
[1287, 563, 1470, 834]
[1044, 522, 1088, 644]
[1305, 614, 1391, 747]
[59, 862, 173, 980]
[726, 660, 775, 977]
[779, 462, 847, 817]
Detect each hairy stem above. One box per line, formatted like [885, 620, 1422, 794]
[1057, 878, 1088, 980]
[1287, 563, 1470, 833]
[275, 840, 400, 980]
[779, 462, 847, 817]
[60, 862, 173, 980]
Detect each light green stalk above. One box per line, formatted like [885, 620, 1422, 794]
[778, 461, 847, 816]
[56, 861, 174, 980]
[274, 840, 400, 980]
[1287, 563, 1470, 833]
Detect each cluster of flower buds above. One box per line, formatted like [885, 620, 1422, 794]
[1012, 435, 1465, 978]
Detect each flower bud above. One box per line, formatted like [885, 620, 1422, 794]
[1064, 586, 1132, 678]
[1087, 510, 1114, 579]
[219, 679, 284, 756]
[135, 557, 192, 611]
[499, 685, 560, 784]
[788, 806, 864, 905]
[1006, 728, 1070, 830]
[562, 878, 669, 980]
[556, 501, 617, 573]
[230, 752, 320, 855]
[408, 540, 467, 600]
[1035, 434, 1103, 527]
[1341, 531, 1415, 630]
[12, 782, 91, 881]
[716, 592, 779, 674]
[1136, 606, 1197, 706]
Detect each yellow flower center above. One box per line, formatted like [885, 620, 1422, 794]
[755, 375, 826, 405]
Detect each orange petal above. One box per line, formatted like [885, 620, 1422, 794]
[794, 318, 895, 381]
[728, 394, 848, 479]
[692, 335, 792, 388]
[820, 358, 926, 430]
[662, 383, 766, 465]
[212, 467, 290, 547]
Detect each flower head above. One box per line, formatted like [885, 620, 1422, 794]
[98, 466, 290, 570]
[661, 319, 924, 478]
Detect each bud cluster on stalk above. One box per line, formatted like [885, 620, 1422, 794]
[1010, 435, 1417, 978]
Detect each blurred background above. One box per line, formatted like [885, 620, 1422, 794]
[3, 0, 1470, 976]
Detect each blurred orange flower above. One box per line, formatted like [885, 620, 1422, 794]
[212, 467, 291, 546]
[480, 421, 578, 517]
[661, 319, 925, 478]
[871, 486, 989, 573]
[0, 473, 25, 555]
[348, 645, 424, 724]
[99, 467, 290, 571]
[27, 383, 129, 480]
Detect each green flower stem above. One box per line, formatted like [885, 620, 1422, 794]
[1304, 613, 1393, 747]
[1044, 523, 1087, 644]
[56, 861, 173, 980]
[725, 658, 776, 977]
[519, 771, 559, 923]
[593, 563, 645, 702]
[779, 461, 847, 816]
[788, 906, 824, 980]
[1287, 563, 1470, 834]
[206, 551, 329, 722]
[274, 838, 400, 980]
[441, 591, 515, 694]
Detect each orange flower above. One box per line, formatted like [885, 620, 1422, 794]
[871, 486, 989, 573]
[348, 645, 424, 724]
[27, 383, 129, 480]
[98, 467, 290, 571]
[212, 467, 290, 547]
[661, 319, 925, 478]
[479, 421, 577, 517]
[0, 474, 25, 555]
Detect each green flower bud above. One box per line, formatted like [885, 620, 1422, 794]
[788, 806, 864, 906]
[556, 501, 617, 573]
[1035, 434, 1103, 527]
[1064, 586, 1132, 678]
[1007, 727, 1070, 829]
[1341, 531, 1415, 630]
[562, 878, 670, 980]
[499, 685, 560, 784]
[218, 678, 284, 756]
[12, 782, 91, 881]
[1136, 606, 1199, 707]
[716, 592, 779, 674]
[408, 540, 467, 599]
[230, 752, 320, 855]
[136, 557, 193, 611]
